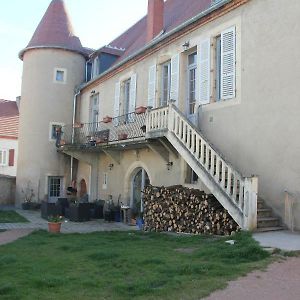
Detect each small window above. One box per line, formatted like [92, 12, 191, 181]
[102, 173, 108, 190]
[54, 68, 67, 83]
[49, 123, 64, 141]
[185, 164, 198, 184]
[0, 149, 8, 166]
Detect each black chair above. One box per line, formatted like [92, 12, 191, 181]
[41, 201, 62, 220]
[66, 203, 90, 222]
[57, 198, 69, 216]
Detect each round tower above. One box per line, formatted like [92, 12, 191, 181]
[16, 0, 87, 205]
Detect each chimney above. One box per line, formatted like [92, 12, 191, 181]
[147, 0, 164, 42]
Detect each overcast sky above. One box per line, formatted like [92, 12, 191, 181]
[0, 0, 148, 100]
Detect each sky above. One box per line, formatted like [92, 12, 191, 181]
[0, 0, 148, 101]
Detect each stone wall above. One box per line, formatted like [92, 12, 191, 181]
[0, 175, 16, 205]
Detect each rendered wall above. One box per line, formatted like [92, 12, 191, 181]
[0, 175, 15, 205]
[16, 49, 85, 205]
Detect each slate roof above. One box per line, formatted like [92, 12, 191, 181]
[19, 0, 88, 59]
[106, 0, 212, 62]
[0, 100, 19, 139]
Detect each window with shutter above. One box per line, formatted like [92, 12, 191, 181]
[170, 54, 180, 106]
[160, 61, 171, 107]
[198, 39, 211, 105]
[8, 149, 15, 167]
[113, 82, 121, 126]
[148, 65, 156, 108]
[221, 26, 236, 99]
[129, 73, 137, 113]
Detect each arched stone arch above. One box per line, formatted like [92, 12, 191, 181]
[123, 161, 152, 203]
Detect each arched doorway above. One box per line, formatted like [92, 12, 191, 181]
[131, 168, 150, 215]
[79, 179, 87, 197]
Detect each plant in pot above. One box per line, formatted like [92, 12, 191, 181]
[48, 215, 64, 233]
[21, 181, 35, 210]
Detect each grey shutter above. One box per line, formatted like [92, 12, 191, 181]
[129, 73, 137, 122]
[148, 65, 156, 108]
[221, 26, 236, 99]
[198, 38, 211, 105]
[113, 82, 120, 126]
[170, 54, 180, 106]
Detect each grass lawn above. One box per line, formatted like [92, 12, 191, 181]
[0, 210, 29, 223]
[0, 231, 270, 300]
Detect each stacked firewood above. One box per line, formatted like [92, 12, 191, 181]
[143, 185, 239, 236]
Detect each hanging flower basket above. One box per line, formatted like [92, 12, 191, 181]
[103, 116, 113, 123]
[135, 106, 147, 114]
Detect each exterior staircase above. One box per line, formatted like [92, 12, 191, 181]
[256, 198, 284, 232]
[146, 104, 258, 230]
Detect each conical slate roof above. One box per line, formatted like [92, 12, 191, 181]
[19, 0, 87, 59]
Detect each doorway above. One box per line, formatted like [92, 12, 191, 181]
[131, 168, 150, 214]
[48, 176, 63, 203]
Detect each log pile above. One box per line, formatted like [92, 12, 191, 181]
[143, 185, 239, 236]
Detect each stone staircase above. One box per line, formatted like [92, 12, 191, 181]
[256, 198, 284, 232]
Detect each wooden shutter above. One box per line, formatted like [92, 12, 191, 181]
[129, 73, 137, 113]
[198, 38, 211, 105]
[170, 54, 180, 106]
[148, 65, 156, 108]
[128, 73, 137, 122]
[113, 82, 120, 126]
[221, 26, 236, 99]
[8, 149, 14, 166]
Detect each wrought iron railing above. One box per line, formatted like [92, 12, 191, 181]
[59, 111, 146, 147]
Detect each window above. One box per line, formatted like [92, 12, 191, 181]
[187, 52, 197, 115]
[91, 57, 99, 79]
[0, 149, 8, 166]
[90, 94, 99, 124]
[102, 173, 108, 190]
[54, 68, 67, 83]
[48, 176, 63, 202]
[49, 122, 64, 141]
[123, 79, 131, 116]
[160, 61, 171, 106]
[185, 165, 198, 184]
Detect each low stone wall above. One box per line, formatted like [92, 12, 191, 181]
[0, 175, 16, 205]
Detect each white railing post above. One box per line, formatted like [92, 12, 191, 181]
[243, 176, 258, 230]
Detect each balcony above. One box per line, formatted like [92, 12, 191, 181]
[58, 111, 147, 151]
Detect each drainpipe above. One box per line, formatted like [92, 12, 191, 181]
[70, 90, 80, 182]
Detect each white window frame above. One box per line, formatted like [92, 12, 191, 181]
[54, 68, 67, 84]
[160, 60, 171, 107]
[49, 122, 65, 141]
[0, 149, 8, 166]
[187, 52, 197, 116]
[102, 173, 108, 190]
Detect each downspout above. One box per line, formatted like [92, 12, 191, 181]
[70, 90, 80, 182]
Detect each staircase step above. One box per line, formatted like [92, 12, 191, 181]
[257, 208, 273, 218]
[255, 226, 285, 232]
[257, 217, 280, 228]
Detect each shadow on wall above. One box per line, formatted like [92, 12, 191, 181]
[0, 175, 16, 205]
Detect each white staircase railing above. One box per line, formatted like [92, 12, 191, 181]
[146, 104, 258, 230]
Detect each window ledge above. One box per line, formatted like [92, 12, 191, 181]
[200, 97, 240, 112]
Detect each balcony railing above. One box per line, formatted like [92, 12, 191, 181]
[59, 111, 146, 147]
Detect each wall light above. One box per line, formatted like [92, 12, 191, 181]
[166, 161, 173, 170]
[108, 163, 114, 170]
[182, 41, 190, 51]
[91, 90, 96, 95]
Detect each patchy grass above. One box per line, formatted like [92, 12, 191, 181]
[0, 231, 271, 300]
[0, 210, 29, 223]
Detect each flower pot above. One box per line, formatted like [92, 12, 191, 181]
[73, 123, 83, 128]
[118, 133, 128, 140]
[103, 116, 112, 123]
[48, 222, 62, 233]
[22, 202, 31, 210]
[135, 106, 147, 114]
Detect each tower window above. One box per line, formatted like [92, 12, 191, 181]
[54, 68, 67, 83]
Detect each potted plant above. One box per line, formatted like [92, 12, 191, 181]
[135, 106, 147, 114]
[48, 215, 63, 233]
[118, 132, 128, 140]
[103, 116, 113, 123]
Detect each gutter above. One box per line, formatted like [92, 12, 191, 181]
[79, 0, 232, 91]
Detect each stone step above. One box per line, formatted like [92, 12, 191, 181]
[255, 226, 285, 232]
[257, 217, 280, 228]
[257, 208, 273, 218]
